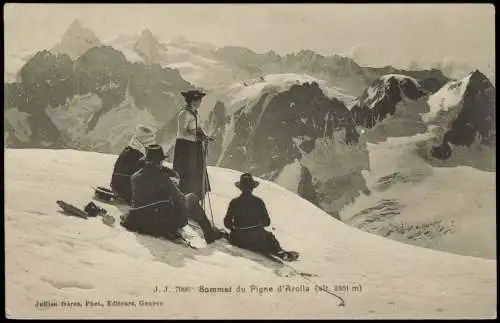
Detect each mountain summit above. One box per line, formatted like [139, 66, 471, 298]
[133, 28, 167, 64]
[351, 74, 428, 128]
[425, 70, 496, 160]
[51, 19, 101, 59]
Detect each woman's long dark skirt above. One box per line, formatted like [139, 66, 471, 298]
[172, 138, 211, 199]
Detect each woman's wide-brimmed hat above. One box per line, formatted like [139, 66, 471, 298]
[235, 173, 260, 190]
[181, 89, 206, 103]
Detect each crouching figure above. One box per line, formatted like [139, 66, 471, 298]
[121, 144, 223, 244]
[223, 173, 298, 261]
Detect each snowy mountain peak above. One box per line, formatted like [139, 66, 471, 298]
[351, 74, 427, 128]
[68, 19, 83, 31]
[426, 70, 495, 122]
[60, 19, 100, 46]
[468, 69, 494, 88]
[133, 28, 165, 64]
[51, 20, 101, 59]
[138, 28, 156, 41]
[423, 69, 495, 160]
[135, 28, 161, 49]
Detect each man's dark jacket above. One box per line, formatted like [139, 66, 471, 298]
[121, 163, 186, 238]
[223, 193, 271, 252]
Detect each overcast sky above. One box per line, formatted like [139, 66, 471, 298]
[4, 3, 495, 76]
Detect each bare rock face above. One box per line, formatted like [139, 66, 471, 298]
[425, 70, 496, 170]
[201, 78, 368, 217]
[351, 74, 428, 129]
[440, 70, 495, 147]
[5, 46, 192, 153]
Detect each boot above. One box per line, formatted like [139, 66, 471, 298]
[204, 227, 224, 244]
[185, 195, 223, 244]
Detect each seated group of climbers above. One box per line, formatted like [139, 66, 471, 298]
[108, 89, 295, 260]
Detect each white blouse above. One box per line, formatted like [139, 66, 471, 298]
[177, 108, 198, 142]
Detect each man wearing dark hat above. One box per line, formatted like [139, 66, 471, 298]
[122, 144, 223, 244]
[173, 89, 214, 201]
[223, 173, 297, 261]
[110, 125, 179, 204]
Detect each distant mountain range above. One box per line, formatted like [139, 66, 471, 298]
[104, 30, 450, 97]
[6, 20, 453, 95]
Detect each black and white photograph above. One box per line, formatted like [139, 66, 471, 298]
[4, 3, 496, 319]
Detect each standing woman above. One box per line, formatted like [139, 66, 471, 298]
[173, 90, 214, 200]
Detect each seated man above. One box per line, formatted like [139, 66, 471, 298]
[223, 173, 297, 260]
[110, 125, 179, 204]
[121, 144, 223, 244]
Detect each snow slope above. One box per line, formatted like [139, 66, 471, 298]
[424, 74, 472, 123]
[338, 70, 495, 258]
[5, 149, 496, 319]
[340, 133, 496, 259]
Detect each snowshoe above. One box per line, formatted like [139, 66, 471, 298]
[56, 200, 88, 219]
